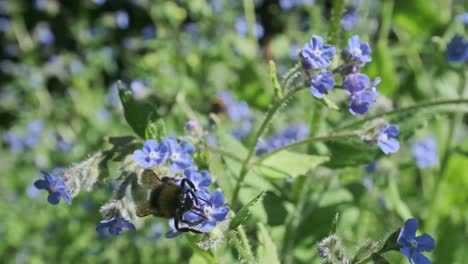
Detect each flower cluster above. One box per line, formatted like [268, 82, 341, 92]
[96, 216, 136, 236]
[397, 218, 435, 264]
[256, 123, 309, 155]
[215, 91, 253, 140]
[133, 139, 230, 237]
[3, 120, 44, 153]
[133, 138, 194, 173]
[412, 136, 438, 169]
[301, 35, 380, 115]
[446, 34, 468, 62]
[235, 17, 264, 39]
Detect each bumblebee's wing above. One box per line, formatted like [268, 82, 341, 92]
[136, 201, 158, 217]
[141, 169, 163, 189]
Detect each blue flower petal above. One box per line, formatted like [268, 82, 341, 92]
[378, 137, 400, 154]
[180, 141, 195, 154]
[412, 251, 432, 264]
[398, 218, 418, 245]
[60, 190, 72, 205]
[199, 219, 217, 233]
[212, 206, 229, 221]
[144, 139, 159, 151]
[416, 233, 435, 252]
[96, 222, 111, 236]
[165, 230, 182, 238]
[400, 246, 412, 260]
[41, 171, 55, 183]
[34, 179, 49, 190]
[211, 191, 225, 208]
[47, 191, 61, 205]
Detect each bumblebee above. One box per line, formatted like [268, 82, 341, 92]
[136, 169, 209, 234]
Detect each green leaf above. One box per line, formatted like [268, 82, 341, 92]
[370, 253, 390, 264]
[268, 60, 283, 99]
[324, 137, 378, 168]
[262, 191, 288, 226]
[351, 240, 380, 264]
[255, 151, 329, 179]
[379, 228, 401, 253]
[118, 82, 158, 139]
[216, 130, 248, 158]
[257, 223, 281, 264]
[145, 119, 166, 141]
[366, 42, 398, 97]
[229, 191, 264, 230]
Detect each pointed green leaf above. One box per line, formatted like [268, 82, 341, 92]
[257, 223, 280, 264]
[229, 191, 264, 230]
[145, 119, 166, 141]
[255, 150, 329, 179]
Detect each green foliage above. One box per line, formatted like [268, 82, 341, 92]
[257, 223, 281, 264]
[324, 137, 378, 168]
[229, 191, 265, 230]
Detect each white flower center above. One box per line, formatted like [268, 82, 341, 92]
[410, 239, 418, 248]
[149, 151, 159, 160]
[378, 133, 388, 143]
[171, 153, 180, 161]
[204, 206, 213, 218]
[353, 47, 362, 57]
[313, 49, 322, 58]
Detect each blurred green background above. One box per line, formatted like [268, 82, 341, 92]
[0, 0, 467, 263]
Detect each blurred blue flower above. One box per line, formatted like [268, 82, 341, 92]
[130, 80, 149, 99]
[309, 71, 335, 98]
[34, 0, 48, 11]
[184, 119, 200, 133]
[57, 139, 73, 152]
[141, 25, 156, 39]
[301, 35, 336, 69]
[231, 119, 253, 140]
[70, 60, 83, 74]
[364, 161, 377, 174]
[343, 35, 372, 64]
[256, 123, 309, 155]
[289, 43, 300, 60]
[375, 124, 400, 154]
[341, 10, 359, 31]
[397, 218, 435, 264]
[165, 138, 195, 173]
[0, 17, 10, 32]
[282, 123, 309, 141]
[91, 0, 106, 5]
[3, 131, 25, 153]
[235, 17, 264, 39]
[116, 10, 129, 29]
[34, 171, 72, 205]
[279, 0, 314, 10]
[456, 13, 468, 24]
[27, 120, 44, 134]
[96, 216, 136, 236]
[183, 167, 212, 191]
[133, 139, 169, 168]
[36, 24, 55, 46]
[446, 34, 468, 62]
[412, 136, 438, 169]
[216, 91, 253, 139]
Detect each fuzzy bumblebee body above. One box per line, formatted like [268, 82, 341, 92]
[149, 184, 183, 218]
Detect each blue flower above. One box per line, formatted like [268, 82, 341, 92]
[36, 24, 55, 46]
[141, 25, 156, 39]
[412, 136, 438, 169]
[349, 89, 379, 115]
[255, 123, 309, 155]
[343, 35, 372, 64]
[309, 71, 335, 98]
[0, 17, 11, 32]
[133, 139, 169, 168]
[231, 120, 253, 140]
[456, 13, 468, 24]
[96, 216, 136, 236]
[116, 10, 129, 29]
[34, 171, 72, 205]
[235, 17, 264, 39]
[281, 123, 309, 141]
[341, 10, 359, 31]
[183, 167, 212, 191]
[3, 131, 25, 153]
[397, 218, 435, 264]
[184, 119, 200, 133]
[375, 124, 400, 154]
[343, 73, 381, 115]
[301, 35, 336, 69]
[446, 34, 468, 62]
[165, 138, 195, 173]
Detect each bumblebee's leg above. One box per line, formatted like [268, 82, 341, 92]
[175, 215, 203, 234]
[180, 178, 197, 191]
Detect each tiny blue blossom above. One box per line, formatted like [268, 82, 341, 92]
[133, 139, 169, 168]
[3, 131, 25, 153]
[343, 73, 374, 94]
[183, 167, 212, 191]
[34, 171, 72, 205]
[197, 190, 230, 233]
[397, 218, 435, 264]
[96, 216, 136, 236]
[446, 34, 468, 62]
[36, 24, 55, 46]
[309, 71, 335, 98]
[231, 120, 253, 140]
[343, 35, 372, 64]
[412, 136, 438, 169]
[255, 123, 309, 155]
[235, 17, 264, 39]
[141, 25, 156, 39]
[348, 88, 379, 115]
[341, 10, 359, 31]
[184, 119, 200, 132]
[165, 138, 195, 173]
[116, 10, 129, 29]
[375, 124, 400, 154]
[301, 35, 336, 69]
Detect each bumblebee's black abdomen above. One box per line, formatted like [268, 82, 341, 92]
[149, 184, 182, 218]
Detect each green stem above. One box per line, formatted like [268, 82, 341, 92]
[238, 226, 254, 258]
[327, 0, 345, 45]
[250, 132, 359, 167]
[378, 0, 394, 45]
[229, 231, 255, 262]
[230, 87, 305, 206]
[243, 0, 257, 42]
[337, 98, 468, 131]
[280, 64, 302, 91]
